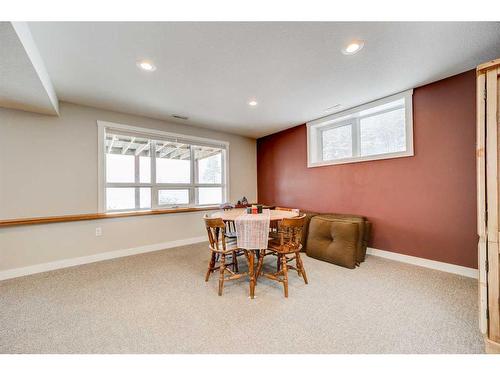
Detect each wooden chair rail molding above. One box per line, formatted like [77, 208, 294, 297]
[0, 206, 219, 228]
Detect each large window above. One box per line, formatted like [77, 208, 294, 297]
[307, 90, 413, 167]
[98, 122, 228, 212]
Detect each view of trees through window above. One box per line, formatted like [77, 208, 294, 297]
[360, 108, 405, 156]
[319, 105, 407, 163]
[197, 152, 222, 184]
[322, 124, 353, 160]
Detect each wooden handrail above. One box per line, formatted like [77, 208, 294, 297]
[0, 206, 219, 228]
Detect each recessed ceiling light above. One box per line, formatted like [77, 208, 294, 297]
[137, 60, 156, 72]
[248, 100, 258, 107]
[341, 40, 364, 55]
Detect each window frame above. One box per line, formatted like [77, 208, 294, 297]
[97, 121, 230, 213]
[307, 90, 414, 168]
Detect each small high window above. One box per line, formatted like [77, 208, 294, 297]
[307, 90, 413, 167]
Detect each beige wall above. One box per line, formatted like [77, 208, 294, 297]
[0, 102, 257, 272]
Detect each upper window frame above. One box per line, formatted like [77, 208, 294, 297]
[97, 120, 230, 213]
[306, 89, 414, 168]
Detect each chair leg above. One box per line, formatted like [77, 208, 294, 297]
[277, 254, 281, 271]
[205, 251, 216, 282]
[256, 251, 265, 280]
[295, 253, 302, 277]
[232, 251, 239, 272]
[296, 252, 308, 285]
[218, 254, 226, 296]
[281, 255, 288, 298]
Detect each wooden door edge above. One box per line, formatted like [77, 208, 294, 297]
[477, 58, 500, 73]
[485, 337, 500, 354]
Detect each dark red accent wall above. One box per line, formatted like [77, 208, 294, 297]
[257, 70, 477, 268]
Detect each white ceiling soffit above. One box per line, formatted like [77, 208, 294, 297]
[20, 22, 500, 137]
[0, 22, 59, 116]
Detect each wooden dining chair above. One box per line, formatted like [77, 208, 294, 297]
[257, 214, 308, 298]
[219, 205, 238, 240]
[224, 219, 238, 239]
[269, 207, 299, 248]
[270, 207, 292, 235]
[204, 215, 245, 296]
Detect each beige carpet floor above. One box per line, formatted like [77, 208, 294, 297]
[0, 242, 484, 353]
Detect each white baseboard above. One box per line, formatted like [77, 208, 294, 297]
[366, 247, 478, 279]
[0, 236, 207, 282]
[0, 241, 478, 282]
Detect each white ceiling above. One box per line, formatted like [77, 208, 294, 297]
[4, 22, 500, 138]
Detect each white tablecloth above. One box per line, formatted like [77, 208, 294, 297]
[234, 209, 271, 250]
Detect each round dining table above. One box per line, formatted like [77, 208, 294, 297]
[210, 208, 298, 298]
[210, 207, 298, 222]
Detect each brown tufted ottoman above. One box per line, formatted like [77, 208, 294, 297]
[313, 214, 371, 264]
[306, 215, 360, 269]
[299, 211, 319, 252]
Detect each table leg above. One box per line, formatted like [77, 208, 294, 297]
[248, 250, 255, 299]
[255, 250, 265, 283]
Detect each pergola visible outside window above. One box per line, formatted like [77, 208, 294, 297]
[97, 121, 228, 212]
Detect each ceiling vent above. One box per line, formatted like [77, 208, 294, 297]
[172, 115, 189, 120]
[324, 104, 342, 111]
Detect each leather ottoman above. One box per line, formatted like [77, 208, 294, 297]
[299, 211, 318, 252]
[306, 215, 360, 269]
[313, 214, 371, 264]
